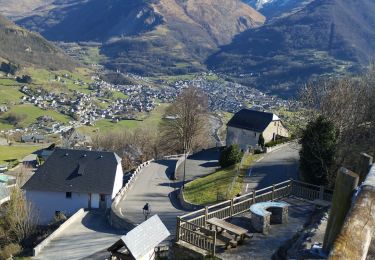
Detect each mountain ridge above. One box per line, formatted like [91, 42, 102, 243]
[207, 0, 375, 96]
[0, 14, 77, 70]
[1, 0, 264, 75]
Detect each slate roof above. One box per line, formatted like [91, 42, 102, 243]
[108, 215, 170, 259]
[22, 148, 121, 194]
[227, 109, 279, 132]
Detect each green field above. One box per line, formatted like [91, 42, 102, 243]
[0, 85, 23, 104]
[0, 104, 71, 129]
[183, 153, 259, 205]
[78, 103, 168, 134]
[0, 144, 46, 165]
[25, 67, 93, 94]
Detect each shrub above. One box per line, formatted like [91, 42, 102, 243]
[0, 243, 22, 259]
[0, 62, 19, 75]
[258, 133, 265, 148]
[219, 144, 243, 168]
[16, 75, 32, 84]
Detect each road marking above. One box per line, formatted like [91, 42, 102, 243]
[245, 183, 249, 192]
[256, 157, 264, 163]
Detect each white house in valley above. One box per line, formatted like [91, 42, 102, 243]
[22, 148, 123, 224]
[226, 109, 289, 150]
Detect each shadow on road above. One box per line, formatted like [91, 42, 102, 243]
[81, 211, 124, 235]
[251, 161, 299, 190]
[155, 159, 177, 179]
[187, 148, 220, 161]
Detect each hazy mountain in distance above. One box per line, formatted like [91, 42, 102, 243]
[2, 0, 265, 76]
[0, 14, 77, 70]
[208, 0, 375, 96]
[243, 0, 313, 19]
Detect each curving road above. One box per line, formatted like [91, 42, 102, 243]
[117, 144, 300, 237]
[117, 149, 220, 236]
[243, 142, 300, 193]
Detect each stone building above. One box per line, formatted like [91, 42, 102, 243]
[226, 109, 289, 150]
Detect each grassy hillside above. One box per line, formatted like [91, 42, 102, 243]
[0, 14, 77, 70]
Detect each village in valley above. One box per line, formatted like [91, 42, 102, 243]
[0, 0, 374, 259]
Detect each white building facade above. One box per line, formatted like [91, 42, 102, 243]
[23, 149, 123, 224]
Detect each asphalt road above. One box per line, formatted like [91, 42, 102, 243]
[176, 148, 221, 182]
[118, 149, 220, 237]
[243, 142, 300, 193]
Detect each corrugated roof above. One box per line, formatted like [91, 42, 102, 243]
[22, 148, 121, 194]
[227, 109, 277, 132]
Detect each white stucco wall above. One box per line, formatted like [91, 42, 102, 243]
[111, 163, 124, 199]
[226, 126, 259, 150]
[26, 191, 90, 224]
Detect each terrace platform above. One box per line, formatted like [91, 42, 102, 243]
[217, 197, 315, 259]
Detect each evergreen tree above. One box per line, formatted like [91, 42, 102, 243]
[219, 144, 243, 168]
[258, 133, 265, 148]
[299, 116, 337, 186]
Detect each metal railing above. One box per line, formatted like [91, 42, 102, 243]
[176, 179, 333, 256]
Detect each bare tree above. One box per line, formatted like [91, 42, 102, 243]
[299, 68, 375, 173]
[5, 186, 38, 243]
[159, 87, 210, 187]
[91, 127, 158, 171]
[159, 87, 209, 154]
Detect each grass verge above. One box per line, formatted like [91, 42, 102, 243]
[0, 144, 46, 165]
[183, 153, 260, 205]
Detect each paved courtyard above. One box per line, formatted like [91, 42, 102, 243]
[217, 197, 316, 259]
[33, 211, 123, 260]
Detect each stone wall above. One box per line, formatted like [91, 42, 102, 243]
[329, 164, 375, 259]
[178, 188, 203, 211]
[33, 208, 86, 256]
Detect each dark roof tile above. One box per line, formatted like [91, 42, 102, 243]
[22, 148, 121, 194]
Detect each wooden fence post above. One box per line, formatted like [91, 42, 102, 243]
[272, 185, 275, 201]
[358, 153, 373, 184]
[230, 199, 234, 217]
[323, 167, 359, 253]
[212, 230, 216, 256]
[289, 179, 294, 196]
[319, 186, 325, 200]
[204, 206, 209, 225]
[176, 217, 181, 242]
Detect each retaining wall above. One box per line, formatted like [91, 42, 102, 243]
[33, 208, 87, 256]
[109, 159, 154, 229]
[178, 188, 203, 211]
[264, 142, 291, 153]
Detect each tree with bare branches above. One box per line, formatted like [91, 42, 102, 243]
[159, 87, 210, 186]
[159, 87, 209, 154]
[299, 68, 375, 185]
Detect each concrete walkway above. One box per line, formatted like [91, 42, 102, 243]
[33, 211, 123, 260]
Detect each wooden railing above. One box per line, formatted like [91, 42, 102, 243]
[177, 179, 332, 256]
[177, 218, 216, 255]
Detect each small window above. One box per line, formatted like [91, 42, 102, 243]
[100, 194, 106, 202]
[254, 132, 257, 137]
[274, 122, 277, 126]
[66, 192, 72, 199]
